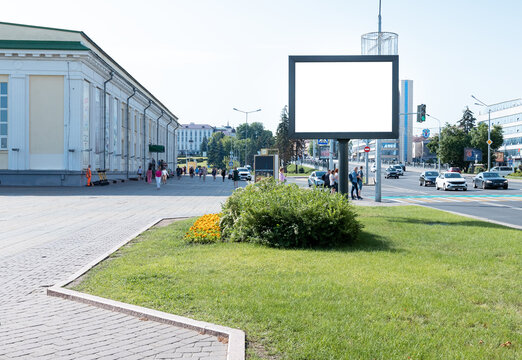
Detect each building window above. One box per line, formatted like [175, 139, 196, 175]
[0, 82, 7, 149]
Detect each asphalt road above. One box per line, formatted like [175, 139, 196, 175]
[287, 167, 522, 229]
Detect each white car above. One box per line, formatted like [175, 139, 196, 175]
[435, 172, 467, 191]
[237, 167, 252, 181]
[371, 163, 377, 173]
[490, 166, 515, 177]
[308, 171, 326, 187]
[392, 165, 404, 176]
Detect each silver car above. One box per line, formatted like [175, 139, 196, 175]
[308, 171, 326, 187]
[237, 167, 252, 181]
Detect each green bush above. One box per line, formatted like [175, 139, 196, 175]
[220, 178, 362, 248]
[298, 167, 305, 173]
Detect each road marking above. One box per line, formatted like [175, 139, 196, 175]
[481, 201, 522, 211]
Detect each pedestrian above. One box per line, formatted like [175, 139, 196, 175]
[189, 167, 194, 178]
[196, 167, 201, 179]
[146, 165, 153, 183]
[212, 167, 217, 181]
[333, 168, 339, 193]
[350, 167, 359, 200]
[86, 164, 92, 187]
[279, 167, 286, 183]
[202, 167, 207, 182]
[155, 166, 162, 190]
[177, 167, 182, 180]
[329, 169, 336, 193]
[358, 166, 364, 200]
[233, 167, 240, 189]
[161, 167, 168, 184]
[221, 168, 226, 182]
[183, 166, 186, 175]
[324, 170, 331, 189]
[137, 166, 143, 181]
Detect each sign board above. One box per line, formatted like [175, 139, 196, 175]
[494, 152, 504, 163]
[289, 55, 399, 140]
[319, 147, 330, 159]
[318, 139, 329, 145]
[464, 148, 482, 162]
[364, 146, 371, 153]
[149, 144, 165, 153]
[422, 129, 430, 139]
[487, 139, 493, 145]
[229, 161, 234, 167]
[254, 155, 279, 182]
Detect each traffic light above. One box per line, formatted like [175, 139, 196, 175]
[417, 104, 426, 122]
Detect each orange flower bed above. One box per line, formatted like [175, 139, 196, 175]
[184, 214, 222, 243]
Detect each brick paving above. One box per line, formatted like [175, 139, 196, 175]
[0, 176, 242, 359]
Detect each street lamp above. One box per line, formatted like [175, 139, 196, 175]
[471, 95, 492, 171]
[233, 108, 261, 166]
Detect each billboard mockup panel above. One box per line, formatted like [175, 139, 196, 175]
[289, 55, 399, 139]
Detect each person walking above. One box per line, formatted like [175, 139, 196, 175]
[279, 167, 286, 183]
[86, 165, 92, 187]
[155, 166, 162, 190]
[161, 167, 168, 184]
[212, 167, 217, 181]
[350, 167, 359, 200]
[323, 170, 331, 189]
[233, 167, 240, 189]
[146, 165, 153, 183]
[202, 167, 207, 182]
[221, 168, 226, 182]
[357, 166, 364, 200]
[189, 167, 194, 178]
[329, 169, 336, 193]
[137, 166, 143, 181]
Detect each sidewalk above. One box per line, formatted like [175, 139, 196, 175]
[0, 177, 241, 359]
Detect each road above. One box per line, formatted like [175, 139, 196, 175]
[287, 167, 522, 229]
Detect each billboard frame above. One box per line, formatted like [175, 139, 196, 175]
[288, 55, 399, 140]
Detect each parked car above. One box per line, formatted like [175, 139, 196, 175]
[237, 167, 252, 181]
[490, 166, 515, 177]
[473, 172, 508, 189]
[419, 171, 439, 186]
[392, 164, 404, 176]
[308, 171, 326, 187]
[436, 172, 467, 191]
[448, 167, 461, 173]
[385, 166, 399, 179]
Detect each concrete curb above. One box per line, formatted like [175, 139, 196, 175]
[47, 217, 245, 360]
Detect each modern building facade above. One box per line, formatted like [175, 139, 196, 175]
[0, 22, 179, 186]
[477, 98, 522, 167]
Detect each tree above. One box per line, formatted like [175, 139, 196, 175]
[438, 124, 470, 170]
[470, 123, 504, 163]
[457, 107, 476, 134]
[200, 136, 208, 153]
[275, 106, 305, 169]
[207, 132, 226, 168]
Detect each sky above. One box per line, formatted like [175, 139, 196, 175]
[2, 0, 522, 135]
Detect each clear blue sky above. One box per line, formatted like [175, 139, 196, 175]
[3, 0, 521, 135]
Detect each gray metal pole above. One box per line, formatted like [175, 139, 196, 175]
[488, 109, 491, 171]
[329, 140, 334, 169]
[365, 139, 369, 185]
[338, 139, 349, 195]
[375, 139, 381, 202]
[245, 112, 248, 166]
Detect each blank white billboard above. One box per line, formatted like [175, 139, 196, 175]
[289, 56, 399, 139]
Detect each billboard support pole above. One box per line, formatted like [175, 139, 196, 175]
[338, 139, 349, 196]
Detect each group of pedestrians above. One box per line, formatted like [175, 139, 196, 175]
[321, 165, 364, 200]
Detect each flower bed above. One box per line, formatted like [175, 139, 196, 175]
[184, 213, 222, 244]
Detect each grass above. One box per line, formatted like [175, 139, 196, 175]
[285, 165, 316, 176]
[72, 207, 521, 360]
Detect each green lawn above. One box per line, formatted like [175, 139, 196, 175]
[285, 165, 316, 176]
[72, 207, 520, 359]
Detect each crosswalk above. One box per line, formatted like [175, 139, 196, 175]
[385, 194, 522, 205]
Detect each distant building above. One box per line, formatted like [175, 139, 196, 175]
[0, 22, 178, 186]
[177, 123, 214, 155]
[476, 99, 522, 167]
[213, 124, 236, 137]
[412, 136, 437, 163]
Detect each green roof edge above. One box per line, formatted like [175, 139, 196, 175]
[0, 40, 89, 51]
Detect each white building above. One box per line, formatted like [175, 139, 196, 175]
[0, 22, 179, 186]
[177, 123, 214, 155]
[477, 99, 522, 167]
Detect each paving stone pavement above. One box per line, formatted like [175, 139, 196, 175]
[0, 176, 243, 359]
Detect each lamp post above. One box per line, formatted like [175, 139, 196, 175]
[233, 108, 261, 166]
[472, 95, 492, 171]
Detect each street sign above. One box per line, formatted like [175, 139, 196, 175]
[318, 139, 329, 145]
[228, 161, 234, 167]
[487, 139, 493, 145]
[422, 128, 430, 139]
[364, 146, 371, 153]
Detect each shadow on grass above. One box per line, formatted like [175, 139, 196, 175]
[384, 216, 513, 230]
[328, 231, 399, 253]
